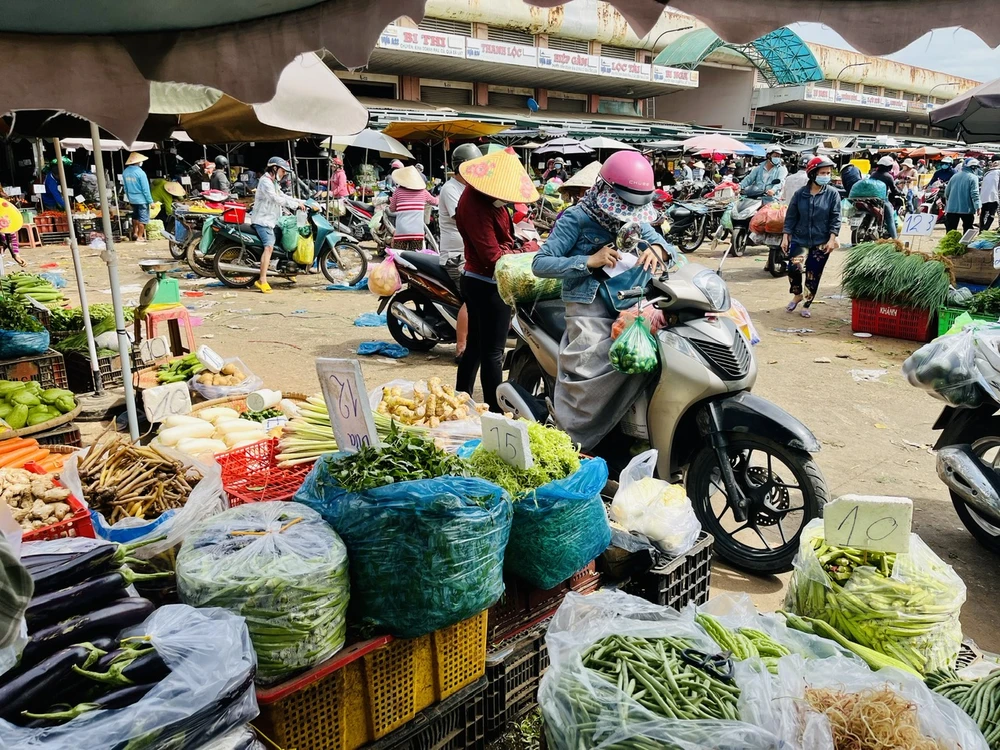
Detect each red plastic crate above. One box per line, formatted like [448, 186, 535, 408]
[851, 298, 934, 342]
[20, 462, 96, 542]
[217, 437, 314, 507]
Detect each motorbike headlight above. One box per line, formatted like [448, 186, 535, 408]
[693, 270, 730, 312]
[659, 329, 708, 364]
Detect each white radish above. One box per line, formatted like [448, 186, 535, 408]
[222, 431, 267, 448]
[196, 407, 240, 424]
[214, 419, 266, 436]
[162, 414, 209, 428]
[158, 422, 216, 446]
[176, 437, 228, 456]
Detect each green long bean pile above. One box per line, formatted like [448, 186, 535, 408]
[927, 668, 1000, 748]
[580, 634, 740, 721]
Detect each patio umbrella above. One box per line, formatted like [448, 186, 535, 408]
[580, 136, 636, 152]
[534, 137, 594, 156]
[382, 119, 509, 141]
[328, 129, 412, 158]
[907, 146, 942, 157]
[59, 138, 158, 152]
[681, 134, 751, 154]
[931, 78, 1000, 144]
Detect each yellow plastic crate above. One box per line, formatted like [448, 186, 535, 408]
[254, 611, 488, 750]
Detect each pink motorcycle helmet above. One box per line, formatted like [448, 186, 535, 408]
[599, 151, 655, 206]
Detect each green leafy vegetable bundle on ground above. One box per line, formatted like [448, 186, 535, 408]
[466, 421, 579, 497]
[842, 242, 951, 311]
[936, 229, 966, 257]
[0, 295, 43, 333]
[969, 287, 1000, 316]
[48, 304, 134, 332]
[176, 501, 350, 684]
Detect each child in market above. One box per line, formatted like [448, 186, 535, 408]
[1, 231, 24, 269]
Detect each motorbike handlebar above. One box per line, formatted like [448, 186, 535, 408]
[617, 287, 645, 301]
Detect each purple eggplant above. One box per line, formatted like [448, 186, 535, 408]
[21, 682, 158, 723]
[20, 598, 155, 667]
[75, 646, 170, 687]
[28, 544, 120, 594]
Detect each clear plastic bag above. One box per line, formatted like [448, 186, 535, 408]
[293, 473, 512, 638]
[901, 325, 1000, 407]
[539, 590, 784, 750]
[786, 519, 966, 675]
[723, 298, 761, 345]
[177, 501, 349, 684]
[610, 450, 701, 556]
[369, 378, 483, 452]
[609, 317, 659, 375]
[190, 357, 264, 400]
[193, 726, 265, 750]
[738, 653, 988, 750]
[611, 305, 665, 341]
[496, 252, 562, 306]
[0, 604, 258, 749]
[61, 445, 226, 558]
[369, 254, 402, 296]
[506, 458, 611, 590]
[0, 505, 28, 676]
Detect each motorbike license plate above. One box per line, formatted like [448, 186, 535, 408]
[850, 216, 863, 228]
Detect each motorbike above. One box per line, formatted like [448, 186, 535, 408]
[920, 183, 947, 223]
[371, 203, 440, 255]
[498, 222, 829, 573]
[208, 201, 368, 289]
[531, 193, 569, 233]
[727, 179, 782, 258]
[341, 197, 378, 242]
[661, 200, 709, 253]
[181, 190, 248, 278]
[377, 251, 462, 351]
[849, 198, 890, 244]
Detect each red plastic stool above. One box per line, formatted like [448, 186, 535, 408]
[144, 305, 197, 355]
[18, 224, 42, 248]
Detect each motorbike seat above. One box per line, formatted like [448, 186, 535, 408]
[398, 251, 457, 293]
[348, 198, 375, 213]
[533, 299, 566, 341]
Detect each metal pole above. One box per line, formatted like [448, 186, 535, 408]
[111, 150, 124, 239]
[53, 138, 103, 394]
[89, 122, 139, 440]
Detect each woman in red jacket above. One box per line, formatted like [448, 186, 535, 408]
[455, 148, 540, 412]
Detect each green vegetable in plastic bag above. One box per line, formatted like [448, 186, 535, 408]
[495, 252, 562, 306]
[609, 316, 659, 375]
[177, 501, 350, 684]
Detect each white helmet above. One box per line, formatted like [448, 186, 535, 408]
[877, 155, 895, 167]
[965, 157, 981, 168]
[941, 156, 954, 165]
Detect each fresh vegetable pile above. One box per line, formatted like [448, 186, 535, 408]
[695, 613, 790, 675]
[969, 287, 1000, 317]
[0, 468, 73, 533]
[0, 437, 69, 473]
[375, 377, 488, 427]
[842, 242, 951, 311]
[0, 380, 76, 430]
[195, 361, 247, 387]
[495, 251, 562, 306]
[153, 407, 269, 456]
[786, 521, 965, 675]
[0, 295, 44, 333]
[937, 229, 967, 257]
[902, 325, 1000, 408]
[240, 408, 282, 423]
[156, 353, 204, 384]
[48, 304, 133, 333]
[970, 230, 1000, 250]
[927, 668, 1000, 748]
[53, 316, 117, 355]
[465, 421, 579, 497]
[177, 502, 350, 684]
[276, 396, 341, 466]
[74, 431, 203, 522]
[0, 272, 65, 309]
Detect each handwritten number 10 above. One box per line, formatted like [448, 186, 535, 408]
[836, 505, 899, 545]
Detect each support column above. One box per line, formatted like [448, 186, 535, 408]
[588, 94, 601, 114]
[472, 22, 488, 39]
[534, 88, 548, 110]
[400, 76, 421, 102]
[474, 82, 489, 107]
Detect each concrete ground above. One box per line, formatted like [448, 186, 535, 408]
[14, 225, 998, 651]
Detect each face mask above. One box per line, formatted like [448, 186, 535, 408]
[815, 175, 831, 186]
[770, 156, 782, 166]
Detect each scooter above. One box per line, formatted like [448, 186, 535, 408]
[727, 178, 782, 257]
[209, 202, 368, 288]
[498, 223, 829, 573]
[378, 251, 462, 351]
[849, 198, 889, 244]
[371, 203, 440, 255]
[341, 197, 378, 242]
[662, 200, 709, 253]
[182, 191, 248, 278]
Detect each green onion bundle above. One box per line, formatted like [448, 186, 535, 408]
[842, 242, 951, 311]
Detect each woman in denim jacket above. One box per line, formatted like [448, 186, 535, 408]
[532, 152, 674, 452]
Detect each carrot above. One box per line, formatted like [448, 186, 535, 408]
[12, 449, 51, 470]
[36, 456, 64, 473]
[0, 445, 46, 468]
[0, 438, 36, 455]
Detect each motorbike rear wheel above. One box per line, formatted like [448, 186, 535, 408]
[185, 233, 215, 278]
[319, 241, 368, 286]
[678, 220, 706, 253]
[508, 347, 555, 403]
[686, 435, 828, 573]
[386, 288, 446, 351]
[945, 425, 1000, 554]
[765, 246, 788, 277]
[213, 244, 258, 289]
[730, 228, 747, 257]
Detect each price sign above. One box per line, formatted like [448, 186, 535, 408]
[316, 358, 379, 453]
[993, 247, 1000, 270]
[201, 182, 210, 192]
[5, 187, 21, 197]
[180, 175, 192, 186]
[480, 413, 533, 470]
[75, 194, 85, 204]
[32, 184, 45, 195]
[900, 213, 935, 237]
[824, 495, 913, 553]
[142, 381, 192, 424]
[64, 188, 73, 197]
[138, 335, 171, 363]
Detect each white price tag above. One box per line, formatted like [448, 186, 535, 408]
[993, 247, 1000, 270]
[117, 174, 124, 184]
[32, 184, 45, 195]
[201, 182, 210, 192]
[900, 213, 936, 237]
[142, 381, 193, 424]
[181, 175, 192, 186]
[75, 194, 85, 204]
[138, 335, 171, 363]
[480, 413, 533, 470]
[90, 165, 97, 173]
[316, 358, 379, 453]
[824, 495, 913, 553]
[5, 187, 21, 197]
[64, 188, 73, 197]
[264, 416, 289, 431]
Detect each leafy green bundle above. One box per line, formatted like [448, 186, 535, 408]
[49, 304, 134, 332]
[466, 422, 580, 498]
[936, 230, 966, 257]
[842, 242, 950, 311]
[0, 295, 43, 333]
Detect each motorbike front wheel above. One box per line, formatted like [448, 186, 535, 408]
[185, 233, 215, 278]
[678, 220, 706, 253]
[386, 289, 446, 352]
[319, 241, 368, 286]
[686, 435, 828, 573]
[213, 244, 258, 289]
[766, 247, 788, 278]
[730, 228, 747, 257]
[945, 424, 1000, 554]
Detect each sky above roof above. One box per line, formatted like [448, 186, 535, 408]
[791, 23, 997, 82]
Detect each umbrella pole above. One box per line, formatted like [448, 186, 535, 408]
[89, 122, 139, 440]
[53, 138, 103, 395]
[112, 151, 124, 239]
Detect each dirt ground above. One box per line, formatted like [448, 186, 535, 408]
[15, 225, 998, 651]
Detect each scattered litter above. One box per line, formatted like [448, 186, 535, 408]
[183, 290, 205, 297]
[767, 359, 778, 364]
[201, 334, 215, 339]
[357, 341, 408, 358]
[39, 273, 66, 288]
[824, 294, 847, 300]
[39, 262, 60, 270]
[814, 357, 831, 364]
[223, 293, 237, 299]
[773, 327, 815, 334]
[853, 332, 872, 338]
[354, 312, 387, 327]
[291, 309, 309, 315]
[232, 308, 252, 314]
[377, 357, 405, 365]
[835, 353, 850, 359]
[849, 368, 888, 382]
[184, 273, 197, 279]
[205, 281, 225, 288]
[902, 440, 931, 451]
[326, 277, 369, 291]
[874, 423, 888, 429]
[754, 258, 764, 262]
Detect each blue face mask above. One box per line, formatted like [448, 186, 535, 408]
[815, 175, 831, 186]
[770, 156, 782, 166]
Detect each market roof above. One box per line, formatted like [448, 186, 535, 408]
[653, 27, 824, 87]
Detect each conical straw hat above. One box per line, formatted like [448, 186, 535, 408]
[125, 152, 148, 166]
[459, 147, 539, 203]
[559, 160, 602, 191]
[391, 165, 425, 190]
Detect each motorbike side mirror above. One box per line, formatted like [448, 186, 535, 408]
[616, 221, 643, 252]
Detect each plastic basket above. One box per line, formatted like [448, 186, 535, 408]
[217, 437, 313, 506]
[30, 423, 82, 448]
[367, 676, 488, 750]
[19, 462, 95, 542]
[623, 532, 714, 611]
[0, 348, 68, 390]
[485, 624, 549, 737]
[937, 306, 999, 337]
[254, 611, 488, 750]
[851, 298, 935, 342]
[65, 348, 145, 391]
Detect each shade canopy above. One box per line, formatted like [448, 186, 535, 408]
[59, 138, 158, 152]
[534, 137, 594, 156]
[580, 136, 637, 151]
[328, 129, 412, 158]
[906, 146, 943, 157]
[382, 119, 509, 142]
[681, 134, 751, 155]
[931, 78, 1000, 144]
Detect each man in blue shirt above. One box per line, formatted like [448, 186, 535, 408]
[928, 156, 956, 189]
[944, 157, 981, 234]
[123, 152, 154, 243]
[739, 148, 787, 203]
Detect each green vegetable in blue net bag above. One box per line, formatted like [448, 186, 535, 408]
[609, 316, 659, 375]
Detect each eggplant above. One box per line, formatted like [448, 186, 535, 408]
[28, 545, 121, 594]
[76, 647, 170, 687]
[0, 638, 114, 721]
[20, 598, 155, 667]
[21, 682, 159, 724]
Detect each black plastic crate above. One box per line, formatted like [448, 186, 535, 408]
[66, 348, 145, 391]
[622, 532, 714, 611]
[33, 423, 82, 448]
[367, 676, 487, 750]
[485, 625, 550, 738]
[0, 348, 68, 390]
